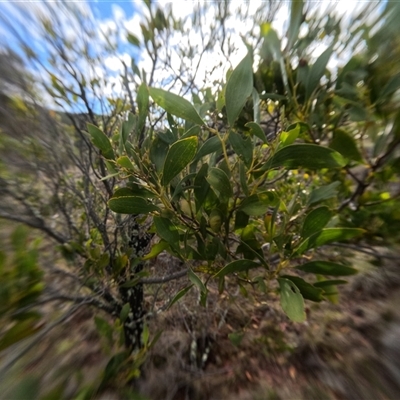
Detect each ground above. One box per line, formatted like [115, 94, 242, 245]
[0, 225, 399, 400]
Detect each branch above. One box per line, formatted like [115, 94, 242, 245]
[140, 269, 188, 285]
[326, 242, 399, 260]
[10, 294, 115, 318]
[0, 212, 66, 244]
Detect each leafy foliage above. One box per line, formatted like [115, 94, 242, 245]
[0, 0, 400, 397]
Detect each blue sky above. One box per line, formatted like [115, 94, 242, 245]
[90, 0, 135, 20]
[0, 0, 387, 113]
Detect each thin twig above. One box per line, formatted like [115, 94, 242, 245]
[326, 242, 399, 260]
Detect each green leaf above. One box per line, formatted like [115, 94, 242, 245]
[162, 137, 198, 186]
[245, 122, 266, 143]
[261, 23, 282, 61]
[167, 285, 193, 310]
[296, 228, 364, 254]
[214, 259, 259, 278]
[0, 320, 41, 351]
[149, 87, 204, 125]
[148, 329, 163, 349]
[121, 113, 135, 146]
[301, 206, 332, 238]
[116, 156, 135, 171]
[127, 33, 140, 46]
[108, 196, 159, 214]
[380, 73, 400, 100]
[194, 164, 210, 211]
[308, 181, 340, 205]
[171, 173, 197, 201]
[154, 216, 179, 244]
[206, 167, 232, 203]
[120, 275, 145, 288]
[119, 303, 131, 323]
[252, 88, 260, 123]
[94, 316, 113, 344]
[181, 125, 201, 140]
[225, 53, 253, 126]
[259, 144, 347, 172]
[260, 25, 288, 93]
[306, 45, 333, 99]
[281, 275, 323, 302]
[330, 129, 363, 162]
[278, 278, 306, 322]
[280, 124, 300, 147]
[114, 185, 156, 199]
[188, 268, 206, 293]
[150, 136, 169, 172]
[287, 0, 304, 49]
[239, 195, 269, 216]
[239, 161, 249, 196]
[142, 240, 170, 260]
[137, 83, 149, 133]
[142, 323, 149, 346]
[194, 136, 223, 161]
[229, 131, 253, 168]
[234, 210, 250, 230]
[296, 261, 357, 276]
[87, 124, 115, 160]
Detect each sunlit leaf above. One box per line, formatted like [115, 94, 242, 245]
[280, 124, 300, 147]
[278, 278, 306, 322]
[287, 0, 304, 49]
[245, 122, 266, 143]
[225, 53, 253, 126]
[162, 137, 198, 185]
[259, 144, 347, 172]
[116, 156, 134, 171]
[281, 275, 324, 302]
[137, 83, 149, 133]
[188, 268, 206, 293]
[87, 124, 115, 160]
[306, 45, 333, 99]
[149, 87, 204, 125]
[142, 240, 170, 260]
